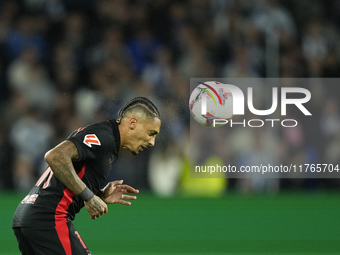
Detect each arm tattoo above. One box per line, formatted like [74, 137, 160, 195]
[45, 141, 86, 195]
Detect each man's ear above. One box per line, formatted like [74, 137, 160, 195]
[128, 117, 138, 130]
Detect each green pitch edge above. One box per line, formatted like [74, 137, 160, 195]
[1, 193, 340, 254]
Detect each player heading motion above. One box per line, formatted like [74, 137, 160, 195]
[13, 97, 161, 255]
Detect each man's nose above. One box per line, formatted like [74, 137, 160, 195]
[148, 136, 155, 147]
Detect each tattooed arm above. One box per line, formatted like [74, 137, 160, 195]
[44, 141, 84, 194]
[44, 141, 108, 219]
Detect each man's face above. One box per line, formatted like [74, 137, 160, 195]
[128, 117, 161, 155]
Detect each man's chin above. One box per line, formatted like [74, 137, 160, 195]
[132, 151, 138, 155]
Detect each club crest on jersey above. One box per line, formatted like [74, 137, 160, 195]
[83, 134, 101, 147]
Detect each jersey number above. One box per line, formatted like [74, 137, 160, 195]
[36, 167, 53, 189]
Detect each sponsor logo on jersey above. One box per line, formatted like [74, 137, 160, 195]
[83, 134, 101, 147]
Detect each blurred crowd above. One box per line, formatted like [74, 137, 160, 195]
[0, 0, 339, 194]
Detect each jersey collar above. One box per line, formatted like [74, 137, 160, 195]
[108, 119, 121, 153]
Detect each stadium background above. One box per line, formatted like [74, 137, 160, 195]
[0, 0, 339, 254]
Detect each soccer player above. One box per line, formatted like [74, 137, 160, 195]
[12, 97, 161, 255]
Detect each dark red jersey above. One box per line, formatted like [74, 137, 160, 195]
[13, 119, 120, 228]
